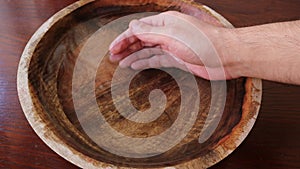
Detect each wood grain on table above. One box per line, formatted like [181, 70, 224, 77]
[0, 0, 299, 168]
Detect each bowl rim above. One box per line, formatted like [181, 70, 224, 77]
[17, 0, 262, 168]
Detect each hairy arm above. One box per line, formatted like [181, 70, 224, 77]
[225, 21, 300, 84]
[110, 11, 300, 84]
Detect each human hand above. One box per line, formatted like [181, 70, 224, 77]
[109, 11, 239, 80]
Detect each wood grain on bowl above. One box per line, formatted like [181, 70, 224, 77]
[17, 0, 262, 168]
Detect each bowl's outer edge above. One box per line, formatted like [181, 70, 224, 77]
[17, 0, 107, 169]
[17, 0, 262, 168]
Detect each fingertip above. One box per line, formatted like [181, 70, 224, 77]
[109, 35, 122, 52]
[129, 19, 140, 28]
[131, 62, 142, 70]
[119, 59, 129, 68]
[109, 42, 120, 54]
[109, 29, 135, 54]
[119, 63, 127, 69]
[109, 54, 116, 63]
[109, 53, 121, 63]
[109, 42, 115, 52]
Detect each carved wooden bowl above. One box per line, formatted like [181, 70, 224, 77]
[17, 0, 262, 168]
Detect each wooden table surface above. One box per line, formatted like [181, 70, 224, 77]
[0, 0, 299, 168]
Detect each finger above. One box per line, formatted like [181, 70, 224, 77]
[109, 18, 163, 56]
[119, 48, 165, 68]
[109, 29, 139, 54]
[129, 20, 170, 46]
[130, 54, 188, 70]
[109, 12, 167, 54]
[110, 13, 167, 53]
[110, 41, 160, 63]
[110, 40, 144, 62]
[130, 55, 169, 70]
[110, 14, 177, 58]
[128, 54, 210, 80]
[128, 52, 228, 80]
[130, 19, 204, 66]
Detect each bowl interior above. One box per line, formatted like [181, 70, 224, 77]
[27, 0, 247, 168]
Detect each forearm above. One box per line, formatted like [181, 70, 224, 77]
[223, 20, 300, 84]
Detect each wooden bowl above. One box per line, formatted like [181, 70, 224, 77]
[17, 0, 262, 168]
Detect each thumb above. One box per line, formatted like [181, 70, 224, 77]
[129, 20, 170, 46]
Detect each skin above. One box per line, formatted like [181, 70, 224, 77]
[109, 11, 300, 84]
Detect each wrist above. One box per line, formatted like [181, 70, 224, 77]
[212, 27, 246, 78]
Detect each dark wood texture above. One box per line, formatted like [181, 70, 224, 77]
[0, 0, 299, 169]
